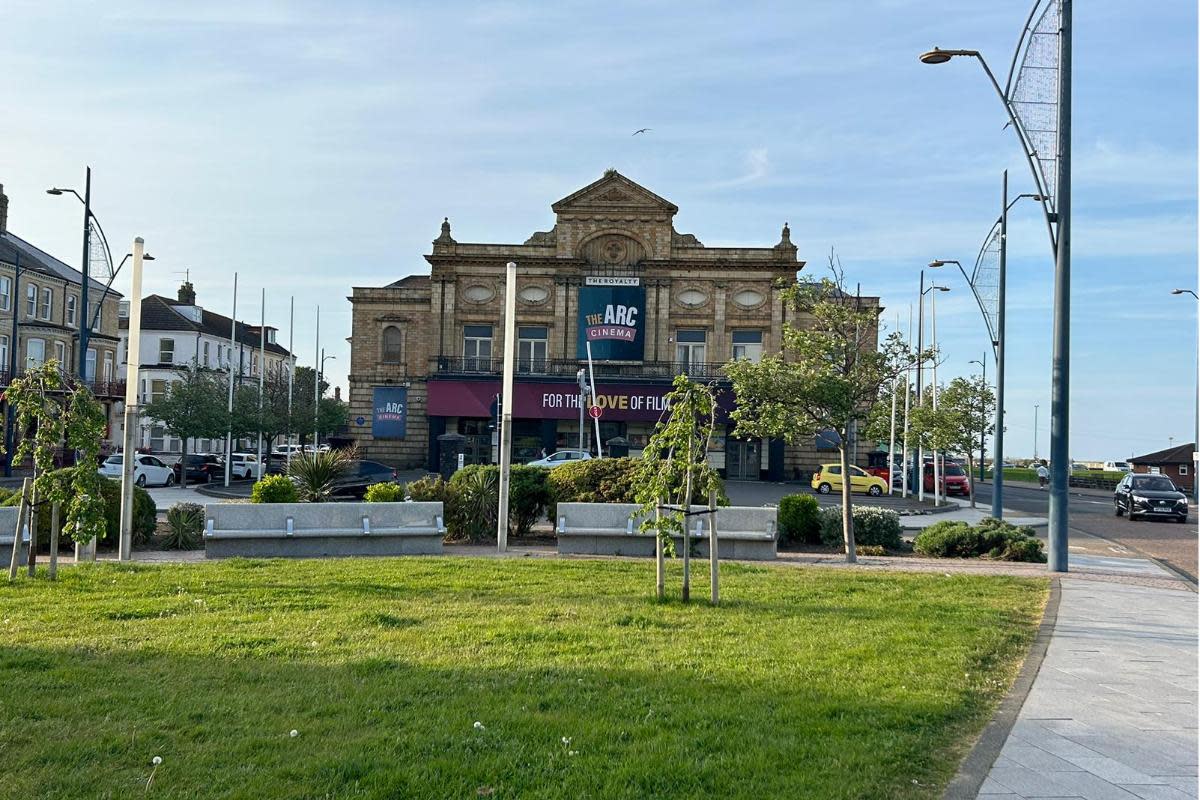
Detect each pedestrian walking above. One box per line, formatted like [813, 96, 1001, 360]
[1036, 461, 1049, 489]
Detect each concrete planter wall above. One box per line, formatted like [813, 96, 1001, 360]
[0, 507, 23, 565]
[556, 502, 777, 561]
[204, 502, 444, 559]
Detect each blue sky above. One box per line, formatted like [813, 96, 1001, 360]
[2, 1, 1195, 461]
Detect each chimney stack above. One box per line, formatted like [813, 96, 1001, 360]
[0, 184, 8, 235]
[178, 281, 196, 305]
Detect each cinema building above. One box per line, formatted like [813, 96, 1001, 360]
[347, 170, 876, 480]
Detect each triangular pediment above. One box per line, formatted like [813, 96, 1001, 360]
[551, 170, 678, 215]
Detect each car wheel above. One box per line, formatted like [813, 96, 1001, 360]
[868, 485, 882, 497]
[166, 474, 175, 487]
[817, 483, 832, 495]
[1177, 516, 1188, 525]
[135, 474, 146, 488]
[1114, 502, 1123, 517]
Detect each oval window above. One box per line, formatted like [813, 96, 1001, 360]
[677, 289, 707, 307]
[463, 284, 494, 303]
[518, 285, 549, 304]
[733, 289, 765, 308]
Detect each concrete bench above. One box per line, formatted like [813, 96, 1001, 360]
[0, 507, 25, 565]
[204, 502, 444, 559]
[556, 503, 777, 561]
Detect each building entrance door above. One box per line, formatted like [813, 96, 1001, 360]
[726, 438, 760, 480]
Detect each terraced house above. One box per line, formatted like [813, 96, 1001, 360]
[0, 185, 125, 451]
[348, 170, 878, 480]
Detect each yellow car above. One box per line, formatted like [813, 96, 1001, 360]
[810, 464, 888, 497]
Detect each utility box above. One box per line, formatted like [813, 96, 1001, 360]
[436, 433, 467, 479]
[605, 436, 630, 458]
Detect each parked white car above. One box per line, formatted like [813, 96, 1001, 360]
[526, 450, 593, 468]
[272, 444, 304, 458]
[98, 453, 175, 487]
[230, 453, 264, 480]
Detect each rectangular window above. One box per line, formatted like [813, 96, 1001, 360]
[150, 379, 168, 405]
[40, 287, 52, 320]
[0, 276, 10, 311]
[85, 348, 96, 381]
[93, 302, 101, 328]
[25, 284, 37, 318]
[203, 341, 210, 366]
[252, 353, 259, 376]
[1180, 465, 1189, 476]
[103, 351, 114, 382]
[159, 338, 175, 364]
[150, 425, 166, 452]
[517, 326, 548, 372]
[0, 335, 8, 370]
[674, 329, 706, 371]
[65, 295, 77, 326]
[463, 324, 494, 371]
[26, 338, 45, 369]
[54, 341, 66, 367]
[731, 330, 764, 363]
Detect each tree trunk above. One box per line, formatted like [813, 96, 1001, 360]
[681, 466, 693, 603]
[967, 453, 977, 509]
[654, 502, 664, 601]
[48, 502, 59, 581]
[839, 444, 857, 563]
[708, 488, 719, 605]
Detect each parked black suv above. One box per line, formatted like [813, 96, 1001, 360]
[1114, 474, 1189, 523]
[331, 460, 398, 498]
[173, 454, 225, 484]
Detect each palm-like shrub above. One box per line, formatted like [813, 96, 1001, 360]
[162, 503, 204, 549]
[454, 468, 498, 542]
[287, 449, 353, 503]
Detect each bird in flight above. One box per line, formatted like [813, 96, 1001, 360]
[632, 128, 651, 136]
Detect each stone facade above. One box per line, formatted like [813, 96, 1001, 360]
[348, 170, 877, 480]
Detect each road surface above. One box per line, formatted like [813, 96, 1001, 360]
[974, 480, 1197, 582]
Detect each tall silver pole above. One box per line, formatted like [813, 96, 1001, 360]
[117, 238, 145, 561]
[901, 304, 912, 498]
[1034, 405, 1039, 461]
[313, 307, 320, 450]
[916, 271, 925, 502]
[993, 170, 1008, 519]
[223, 273, 238, 487]
[585, 340, 603, 458]
[287, 296, 294, 469]
[496, 261, 517, 553]
[255, 288, 265, 479]
[887, 313, 898, 495]
[932, 287, 941, 506]
[576, 369, 586, 452]
[1046, 0, 1072, 572]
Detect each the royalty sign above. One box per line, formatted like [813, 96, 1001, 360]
[577, 284, 645, 360]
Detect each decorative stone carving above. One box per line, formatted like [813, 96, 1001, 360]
[596, 188, 632, 203]
[523, 228, 557, 246]
[462, 284, 494, 304]
[672, 229, 704, 248]
[434, 217, 455, 245]
[518, 285, 550, 305]
[579, 233, 645, 267]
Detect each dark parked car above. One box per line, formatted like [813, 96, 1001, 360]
[172, 454, 225, 484]
[332, 460, 399, 497]
[1114, 474, 1189, 523]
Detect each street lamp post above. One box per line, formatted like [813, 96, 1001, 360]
[920, 0, 1073, 572]
[46, 168, 94, 379]
[1171, 288, 1199, 503]
[317, 350, 335, 450]
[118, 239, 147, 562]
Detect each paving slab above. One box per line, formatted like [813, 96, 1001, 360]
[974, 579, 1198, 799]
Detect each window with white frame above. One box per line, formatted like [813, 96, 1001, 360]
[0, 335, 8, 370]
[0, 276, 10, 311]
[40, 287, 52, 320]
[1180, 465, 1189, 476]
[159, 338, 175, 364]
[150, 379, 167, 405]
[25, 284, 37, 318]
[150, 425, 166, 452]
[203, 341, 210, 366]
[93, 302, 101, 328]
[54, 341, 66, 367]
[731, 330, 764, 362]
[463, 325, 493, 371]
[674, 329, 707, 370]
[65, 295, 77, 326]
[103, 351, 113, 382]
[26, 338, 45, 369]
[517, 326, 548, 372]
[85, 348, 96, 381]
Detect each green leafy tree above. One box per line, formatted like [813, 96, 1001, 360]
[725, 255, 930, 563]
[286, 366, 348, 447]
[3, 360, 108, 550]
[143, 360, 227, 487]
[633, 374, 723, 602]
[910, 376, 995, 508]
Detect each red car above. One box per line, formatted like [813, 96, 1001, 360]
[923, 462, 971, 496]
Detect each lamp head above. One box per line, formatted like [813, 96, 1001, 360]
[919, 48, 954, 65]
[45, 188, 64, 196]
[144, 253, 156, 261]
[1171, 288, 1185, 295]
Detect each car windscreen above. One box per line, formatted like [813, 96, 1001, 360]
[1132, 476, 1177, 492]
[104, 456, 122, 464]
[944, 465, 965, 477]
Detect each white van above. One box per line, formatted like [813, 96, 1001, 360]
[1103, 461, 1130, 473]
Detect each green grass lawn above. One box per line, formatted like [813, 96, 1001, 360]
[0, 558, 1045, 799]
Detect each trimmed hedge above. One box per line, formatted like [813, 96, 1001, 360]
[3, 471, 155, 548]
[818, 506, 903, 549]
[363, 482, 405, 503]
[778, 494, 822, 545]
[250, 474, 300, 504]
[545, 457, 642, 510]
[913, 517, 1046, 562]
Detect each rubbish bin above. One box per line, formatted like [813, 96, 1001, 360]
[605, 436, 630, 458]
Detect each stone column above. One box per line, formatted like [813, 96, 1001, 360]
[553, 279, 569, 359]
[713, 282, 728, 362]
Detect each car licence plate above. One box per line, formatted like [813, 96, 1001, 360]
[1154, 507, 1173, 512]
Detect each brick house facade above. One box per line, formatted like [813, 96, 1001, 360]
[1130, 443, 1196, 493]
[347, 171, 877, 480]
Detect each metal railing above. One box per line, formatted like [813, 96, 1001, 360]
[0, 368, 126, 398]
[433, 356, 731, 381]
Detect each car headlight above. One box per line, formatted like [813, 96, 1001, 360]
[1177, 498, 1190, 506]
[1132, 495, 1151, 506]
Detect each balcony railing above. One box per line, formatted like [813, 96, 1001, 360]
[433, 356, 731, 381]
[0, 369, 126, 399]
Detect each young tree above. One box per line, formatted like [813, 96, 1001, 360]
[726, 255, 929, 563]
[633, 374, 723, 603]
[910, 376, 996, 508]
[143, 361, 227, 487]
[286, 366, 348, 447]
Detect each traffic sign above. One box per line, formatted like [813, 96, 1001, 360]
[588, 405, 603, 419]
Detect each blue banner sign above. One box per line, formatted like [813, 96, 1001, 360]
[577, 284, 646, 360]
[372, 387, 408, 439]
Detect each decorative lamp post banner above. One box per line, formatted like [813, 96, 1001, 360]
[576, 285, 645, 360]
[372, 387, 408, 439]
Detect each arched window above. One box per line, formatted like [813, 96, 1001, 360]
[382, 326, 403, 363]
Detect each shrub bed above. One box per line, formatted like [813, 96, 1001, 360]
[818, 506, 903, 549]
[914, 517, 1046, 562]
[778, 494, 822, 545]
[4, 470, 155, 549]
[250, 474, 299, 504]
[363, 482, 405, 503]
